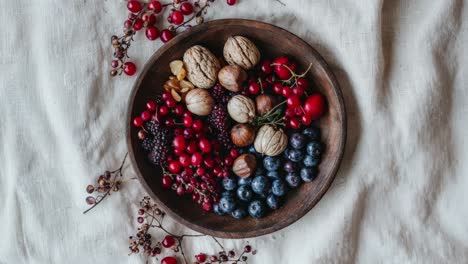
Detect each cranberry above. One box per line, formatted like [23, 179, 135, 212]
[292, 86, 304, 97]
[161, 256, 177, 264]
[287, 95, 301, 109]
[199, 139, 212, 153]
[148, 1, 162, 13]
[230, 148, 239, 158]
[273, 56, 292, 80]
[165, 98, 176, 108]
[162, 176, 172, 188]
[196, 167, 206, 176]
[124, 62, 137, 76]
[141, 110, 152, 121]
[297, 77, 310, 90]
[273, 83, 283, 94]
[183, 111, 192, 118]
[195, 254, 207, 262]
[186, 141, 198, 154]
[202, 201, 212, 212]
[160, 29, 174, 43]
[224, 156, 233, 166]
[146, 100, 157, 111]
[226, 0, 237, 5]
[138, 130, 146, 139]
[132, 18, 144, 31]
[162, 92, 172, 100]
[260, 59, 272, 74]
[145, 26, 159, 40]
[164, 118, 175, 127]
[168, 160, 182, 173]
[127, 0, 142, 13]
[183, 115, 193, 127]
[285, 108, 295, 117]
[289, 117, 301, 129]
[294, 106, 304, 116]
[170, 10, 184, 25]
[191, 152, 203, 166]
[158, 105, 169, 116]
[281, 86, 292, 97]
[173, 135, 186, 151]
[248, 82, 260, 95]
[303, 93, 326, 120]
[204, 156, 214, 168]
[179, 153, 191, 167]
[180, 2, 194, 15]
[176, 185, 185, 196]
[133, 117, 143, 127]
[192, 119, 203, 132]
[301, 114, 313, 125]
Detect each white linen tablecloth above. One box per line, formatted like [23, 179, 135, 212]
[1, 0, 467, 263]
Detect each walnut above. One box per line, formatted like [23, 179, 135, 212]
[223, 36, 260, 70]
[183, 45, 221, 89]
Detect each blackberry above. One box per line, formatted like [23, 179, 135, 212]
[141, 137, 155, 151]
[143, 120, 172, 165]
[210, 83, 233, 104]
[144, 120, 164, 136]
[207, 104, 232, 149]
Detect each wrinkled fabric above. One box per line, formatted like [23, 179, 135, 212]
[1, 0, 467, 263]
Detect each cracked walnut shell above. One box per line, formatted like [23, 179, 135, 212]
[223, 36, 260, 70]
[183, 45, 221, 89]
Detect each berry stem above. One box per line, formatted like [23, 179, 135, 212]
[174, 0, 210, 32]
[271, 62, 313, 85]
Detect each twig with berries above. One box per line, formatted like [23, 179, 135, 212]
[83, 153, 135, 214]
[129, 197, 256, 264]
[110, 0, 239, 77]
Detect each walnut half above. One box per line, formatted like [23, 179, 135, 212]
[183, 45, 221, 89]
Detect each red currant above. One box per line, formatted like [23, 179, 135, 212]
[285, 108, 295, 117]
[179, 153, 191, 167]
[301, 114, 313, 125]
[294, 106, 304, 116]
[132, 18, 144, 31]
[273, 83, 283, 94]
[145, 26, 159, 40]
[162, 92, 172, 100]
[158, 105, 169, 116]
[173, 135, 186, 151]
[170, 10, 184, 25]
[133, 117, 143, 127]
[180, 2, 194, 15]
[168, 160, 182, 173]
[289, 63, 298, 72]
[199, 139, 212, 153]
[176, 185, 185, 196]
[183, 115, 193, 127]
[111, 60, 119, 68]
[273, 56, 292, 80]
[230, 148, 239, 158]
[146, 100, 157, 111]
[127, 0, 142, 13]
[226, 0, 237, 5]
[160, 29, 174, 43]
[196, 166, 206, 176]
[138, 130, 146, 140]
[124, 19, 132, 29]
[186, 141, 198, 154]
[183, 111, 192, 118]
[148, 1, 162, 13]
[141, 110, 151, 121]
[281, 86, 292, 97]
[289, 117, 301, 129]
[196, 254, 207, 262]
[204, 156, 214, 168]
[248, 82, 260, 95]
[224, 156, 233, 166]
[303, 93, 326, 120]
[162, 176, 172, 188]
[124, 62, 137, 76]
[165, 98, 176, 108]
[260, 59, 272, 74]
[192, 119, 203, 132]
[142, 13, 156, 25]
[297, 77, 310, 90]
[174, 104, 184, 116]
[162, 236, 176, 248]
[191, 152, 203, 166]
[286, 95, 301, 108]
[292, 86, 304, 97]
[161, 257, 177, 264]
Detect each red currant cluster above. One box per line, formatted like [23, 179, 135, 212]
[133, 91, 239, 212]
[129, 197, 255, 264]
[110, 0, 238, 77]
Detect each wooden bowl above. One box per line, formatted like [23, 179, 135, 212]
[127, 19, 346, 238]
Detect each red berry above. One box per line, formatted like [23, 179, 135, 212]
[191, 152, 203, 166]
[289, 117, 301, 129]
[148, 1, 162, 13]
[224, 156, 233, 166]
[161, 257, 177, 264]
[301, 114, 313, 125]
[179, 153, 191, 167]
[265, 75, 274, 84]
[294, 106, 304, 116]
[285, 108, 295, 117]
[162, 176, 172, 188]
[183, 111, 192, 118]
[146, 100, 157, 111]
[186, 141, 198, 154]
[162, 235, 176, 248]
[180, 2, 194, 15]
[183, 128, 194, 139]
[230, 148, 239, 158]
[173, 148, 184, 156]
[192, 119, 203, 132]
[111, 60, 119, 68]
[124, 62, 137, 76]
[289, 63, 298, 72]
[226, 0, 237, 5]
[168, 161, 182, 173]
[170, 11, 184, 25]
[292, 86, 304, 97]
[173, 135, 186, 151]
[124, 19, 132, 29]
[174, 104, 184, 116]
[248, 82, 260, 95]
[159, 105, 169, 116]
[165, 98, 176, 108]
[273, 83, 283, 94]
[273, 56, 292, 80]
[261, 59, 272, 74]
[142, 13, 156, 25]
[196, 254, 207, 262]
[133, 117, 143, 127]
[287, 95, 301, 108]
[160, 29, 174, 43]
[297, 77, 310, 90]
[133, 18, 144, 31]
[165, 117, 175, 127]
[199, 139, 212, 153]
[183, 115, 193, 127]
[202, 201, 212, 212]
[138, 130, 146, 139]
[213, 167, 222, 176]
[281, 86, 292, 97]
[244, 245, 252, 253]
[196, 167, 205, 176]
[303, 93, 326, 120]
[145, 26, 159, 40]
[176, 185, 185, 196]
[127, 0, 142, 13]
[141, 110, 151, 121]
[204, 156, 214, 168]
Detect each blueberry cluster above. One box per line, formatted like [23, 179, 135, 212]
[214, 125, 324, 219]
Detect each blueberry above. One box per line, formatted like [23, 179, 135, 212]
[303, 154, 320, 167]
[266, 170, 281, 179]
[306, 141, 324, 157]
[251, 176, 271, 195]
[285, 172, 302, 188]
[266, 194, 282, 210]
[237, 185, 253, 202]
[238, 177, 252, 186]
[263, 156, 281, 171]
[290, 133, 306, 149]
[283, 148, 290, 159]
[303, 126, 320, 141]
[222, 191, 235, 198]
[219, 196, 237, 213]
[213, 204, 225, 215]
[283, 160, 298, 173]
[300, 167, 318, 182]
[222, 177, 237, 191]
[231, 207, 248, 219]
[248, 200, 266, 218]
[288, 149, 305, 162]
[272, 179, 287, 196]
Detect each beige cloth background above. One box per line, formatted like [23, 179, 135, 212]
[1, 0, 467, 263]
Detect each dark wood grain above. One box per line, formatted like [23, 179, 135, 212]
[126, 19, 346, 238]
